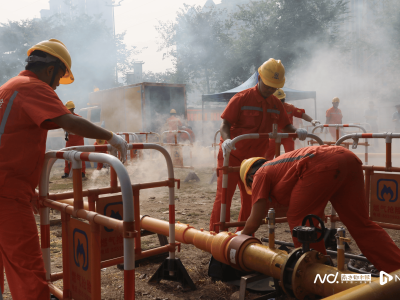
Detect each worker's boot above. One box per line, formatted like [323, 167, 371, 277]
[82, 172, 88, 181]
[61, 173, 69, 179]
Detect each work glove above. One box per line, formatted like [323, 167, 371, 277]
[221, 138, 236, 157]
[296, 128, 308, 141]
[108, 132, 128, 163]
[311, 120, 321, 127]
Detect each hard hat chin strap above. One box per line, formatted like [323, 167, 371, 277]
[49, 64, 59, 88]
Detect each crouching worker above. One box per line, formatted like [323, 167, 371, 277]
[239, 145, 400, 273]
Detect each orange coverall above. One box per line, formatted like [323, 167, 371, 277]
[94, 140, 108, 170]
[326, 107, 343, 139]
[266, 103, 305, 160]
[166, 115, 182, 143]
[0, 70, 71, 299]
[180, 127, 195, 143]
[251, 145, 400, 273]
[209, 85, 290, 232]
[64, 113, 86, 174]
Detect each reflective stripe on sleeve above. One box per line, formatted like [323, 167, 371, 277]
[262, 153, 315, 167]
[241, 106, 263, 112]
[0, 91, 19, 145]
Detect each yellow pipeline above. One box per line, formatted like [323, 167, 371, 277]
[140, 215, 400, 299]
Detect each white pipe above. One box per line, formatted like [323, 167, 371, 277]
[161, 130, 192, 144]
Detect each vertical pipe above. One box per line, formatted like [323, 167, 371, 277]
[90, 221, 101, 299]
[365, 138, 368, 165]
[337, 228, 345, 271]
[174, 134, 177, 145]
[268, 208, 275, 250]
[126, 133, 133, 161]
[365, 169, 372, 209]
[134, 190, 141, 255]
[88, 194, 97, 212]
[110, 166, 118, 188]
[168, 179, 176, 262]
[336, 127, 339, 141]
[73, 168, 83, 210]
[386, 137, 392, 169]
[61, 212, 71, 299]
[40, 206, 51, 281]
[275, 142, 281, 158]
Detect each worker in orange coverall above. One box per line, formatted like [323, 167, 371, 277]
[0, 39, 128, 300]
[165, 109, 183, 143]
[209, 59, 309, 233]
[266, 88, 320, 160]
[94, 139, 108, 170]
[62, 100, 86, 179]
[325, 97, 343, 140]
[239, 145, 400, 273]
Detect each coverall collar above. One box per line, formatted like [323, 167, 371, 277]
[254, 84, 274, 103]
[19, 70, 39, 79]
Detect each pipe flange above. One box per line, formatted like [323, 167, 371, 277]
[210, 232, 236, 265]
[280, 247, 303, 298]
[226, 235, 261, 271]
[291, 250, 329, 300]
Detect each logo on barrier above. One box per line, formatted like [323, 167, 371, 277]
[73, 228, 89, 271]
[377, 179, 398, 202]
[104, 202, 123, 232]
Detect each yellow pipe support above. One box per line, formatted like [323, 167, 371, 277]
[139, 215, 400, 299]
[322, 269, 400, 300]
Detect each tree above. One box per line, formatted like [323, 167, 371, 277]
[156, 4, 233, 94]
[226, 0, 349, 87]
[0, 13, 137, 107]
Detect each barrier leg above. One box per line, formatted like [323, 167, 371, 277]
[134, 190, 141, 255]
[61, 212, 71, 299]
[88, 194, 97, 212]
[90, 221, 102, 299]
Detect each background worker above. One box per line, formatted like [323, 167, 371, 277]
[239, 145, 400, 273]
[0, 39, 128, 300]
[209, 58, 308, 233]
[392, 104, 400, 132]
[62, 100, 86, 179]
[94, 139, 108, 170]
[265, 88, 320, 160]
[166, 108, 182, 143]
[364, 101, 379, 149]
[325, 97, 343, 140]
[180, 125, 195, 143]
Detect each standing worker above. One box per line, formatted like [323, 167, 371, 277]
[0, 39, 128, 300]
[165, 109, 182, 143]
[209, 58, 308, 233]
[94, 139, 108, 170]
[325, 97, 343, 140]
[265, 88, 320, 160]
[62, 100, 86, 179]
[239, 145, 400, 273]
[392, 104, 400, 132]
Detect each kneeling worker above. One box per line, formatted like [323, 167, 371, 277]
[265, 88, 320, 160]
[0, 39, 128, 299]
[240, 145, 400, 273]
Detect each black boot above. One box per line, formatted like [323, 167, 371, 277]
[61, 173, 69, 179]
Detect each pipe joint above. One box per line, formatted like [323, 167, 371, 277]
[227, 235, 262, 271]
[210, 232, 237, 265]
[123, 221, 136, 238]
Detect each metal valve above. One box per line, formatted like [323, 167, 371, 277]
[292, 214, 325, 253]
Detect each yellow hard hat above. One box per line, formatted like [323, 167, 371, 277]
[240, 157, 266, 195]
[27, 39, 74, 84]
[170, 109, 177, 114]
[332, 97, 340, 103]
[274, 88, 286, 100]
[96, 139, 105, 145]
[258, 58, 286, 88]
[65, 101, 75, 109]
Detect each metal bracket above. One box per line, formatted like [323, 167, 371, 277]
[352, 138, 359, 149]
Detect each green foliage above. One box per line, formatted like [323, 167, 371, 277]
[156, 0, 349, 97]
[0, 14, 136, 107]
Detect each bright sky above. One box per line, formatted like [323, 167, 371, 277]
[0, 0, 222, 73]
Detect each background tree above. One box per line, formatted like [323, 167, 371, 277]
[0, 13, 137, 107]
[156, 4, 233, 94]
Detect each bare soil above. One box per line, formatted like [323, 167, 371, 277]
[2, 159, 400, 300]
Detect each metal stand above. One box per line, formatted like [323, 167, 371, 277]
[184, 171, 200, 182]
[149, 258, 196, 290]
[239, 274, 269, 300]
[209, 171, 218, 184]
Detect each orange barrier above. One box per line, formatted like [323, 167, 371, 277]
[161, 130, 195, 171]
[33, 143, 180, 299]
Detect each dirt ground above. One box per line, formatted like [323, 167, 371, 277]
[2, 150, 400, 300]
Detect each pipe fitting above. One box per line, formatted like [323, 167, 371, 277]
[210, 232, 237, 265]
[226, 235, 262, 271]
